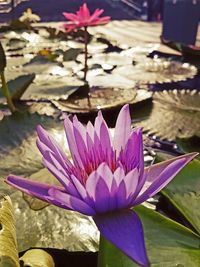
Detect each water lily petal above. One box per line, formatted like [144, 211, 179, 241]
[63, 23, 77, 32]
[6, 175, 65, 206]
[63, 3, 110, 30]
[79, 3, 90, 20]
[116, 180, 127, 209]
[113, 167, 125, 186]
[73, 121, 88, 168]
[89, 8, 104, 22]
[62, 12, 78, 21]
[97, 163, 113, 191]
[64, 116, 84, 168]
[94, 210, 149, 267]
[90, 16, 111, 26]
[86, 121, 95, 142]
[70, 174, 88, 201]
[85, 164, 116, 212]
[49, 188, 96, 216]
[42, 155, 80, 197]
[135, 152, 198, 205]
[122, 128, 144, 173]
[37, 125, 69, 169]
[85, 170, 99, 200]
[95, 111, 112, 155]
[113, 104, 131, 157]
[124, 168, 139, 200]
[94, 178, 111, 213]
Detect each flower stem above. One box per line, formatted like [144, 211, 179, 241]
[97, 234, 105, 267]
[0, 71, 16, 113]
[83, 26, 88, 82]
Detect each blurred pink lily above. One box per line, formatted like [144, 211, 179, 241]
[63, 3, 110, 32]
[6, 105, 197, 267]
[63, 3, 110, 82]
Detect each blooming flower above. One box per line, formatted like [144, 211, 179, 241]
[63, 3, 110, 32]
[6, 105, 197, 266]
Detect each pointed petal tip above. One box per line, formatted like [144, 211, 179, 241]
[186, 151, 199, 158]
[118, 104, 131, 122]
[5, 175, 12, 185]
[121, 103, 129, 112]
[36, 124, 42, 131]
[97, 109, 103, 118]
[36, 124, 46, 137]
[170, 151, 198, 164]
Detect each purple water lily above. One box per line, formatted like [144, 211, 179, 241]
[6, 105, 197, 267]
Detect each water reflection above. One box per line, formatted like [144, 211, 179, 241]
[0, 0, 28, 13]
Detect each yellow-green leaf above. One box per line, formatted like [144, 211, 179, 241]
[0, 196, 19, 267]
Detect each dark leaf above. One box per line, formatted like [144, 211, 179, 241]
[0, 42, 6, 72]
[0, 74, 35, 101]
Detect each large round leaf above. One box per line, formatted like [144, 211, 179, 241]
[113, 60, 197, 85]
[138, 90, 200, 140]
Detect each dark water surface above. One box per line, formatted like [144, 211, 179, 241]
[0, 0, 138, 22]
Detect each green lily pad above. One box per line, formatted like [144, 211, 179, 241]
[99, 205, 200, 267]
[162, 159, 200, 235]
[63, 48, 81, 61]
[138, 90, 200, 140]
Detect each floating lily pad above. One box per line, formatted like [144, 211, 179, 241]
[77, 52, 132, 69]
[27, 102, 59, 117]
[21, 75, 83, 101]
[88, 74, 136, 89]
[23, 56, 59, 74]
[138, 90, 200, 140]
[99, 205, 200, 267]
[63, 48, 81, 61]
[113, 59, 197, 84]
[52, 86, 138, 113]
[120, 44, 160, 60]
[12, 191, 98, 252]
[7, 38, 27, 51]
